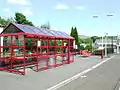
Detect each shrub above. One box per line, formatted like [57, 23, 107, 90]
[80, 45, 85, 50]
[93, 49, 104, 55]
[85, 44, 92, 52]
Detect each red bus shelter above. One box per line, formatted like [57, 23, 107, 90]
[0, 23, 75, 75]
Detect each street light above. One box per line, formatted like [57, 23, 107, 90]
[106, 14, 114, 17]
[93, 15, 104, 50]
[93, 15, 99, 18]
[105, 33, 108, 57]
[92, 14, 114, 56]
[111, 36, 114, 54]
[92, 15, 99, 51]
[117, 34, 119, 54]
[106, 14, 114, 54]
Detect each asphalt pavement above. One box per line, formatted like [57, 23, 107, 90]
[58, 55, 120, 90]
[0, 55, 113, 90]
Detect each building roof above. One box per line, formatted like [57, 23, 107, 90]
[2, 23, 74, 39]
[95, 39, 117, 44]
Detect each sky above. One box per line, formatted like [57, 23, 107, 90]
[0, 0, 120, 36]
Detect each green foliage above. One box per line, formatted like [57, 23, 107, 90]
[80, 45, 85, 50]
[80, 38, 95, 52]
[14, 12, 34, 26]
[93, 49, 103, 55]
[6, 17, 15, 24]
[93, 49, 102, 52]
[0, 17, 6, 25]
[56, 40, 62, 46]
[91, 36, 99, 43]
[0, 12, 34, 26]
[82, 38, 92, 44]
[107, 36, 117, 40]
[14, 12, 34, 50]
[0, 17, 15, 26]
[78, 37, 84, 44]
[26, 38, 32, 50]
[41, 21, 50, 29]
[94, 48, 114, 55]
[49, 40, 54, 46]
[70, 27, 79, 43]
[85, 44, 92, 52]
[79, 37, 94, 52]
[70, 27, 80, 49]
[57, 48, 62, 52]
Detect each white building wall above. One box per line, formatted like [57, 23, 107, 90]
[0, 27, 3, 33]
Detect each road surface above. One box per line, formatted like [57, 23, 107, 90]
[0, 55, 104, 90]
[57, 55, 120, 90]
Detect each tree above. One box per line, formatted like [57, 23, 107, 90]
[79, 45, 85, 50]
[14, 12, 34, 26]
[85, 44, 92, 51]
[41, 21, 50, 29]
[83, 38, 92, 44]
[90, 36, 99, 52]
[0, 17, 15, 26]
[91, 36, 99, 43]
[6, 17, 15, 24]
[14, 12, 34, 52]
[70, 27, 80, 49]
[0, 17, 6, 25]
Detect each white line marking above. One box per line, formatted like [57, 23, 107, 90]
[47, 55, 115, 90]
[80, 75, 87, 78]
[91, 56, 113, 69]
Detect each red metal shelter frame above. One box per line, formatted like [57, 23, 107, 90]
[0, 33, 75, 75]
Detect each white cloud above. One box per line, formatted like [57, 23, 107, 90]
[75, 6, 86, 10]
[55, 4, 69, 10]
[22, 8, 33, 15]
[7, 0, 31, 5]
[3, 8, 10, 12]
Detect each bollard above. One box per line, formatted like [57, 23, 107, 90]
[101, 50, 103, 59]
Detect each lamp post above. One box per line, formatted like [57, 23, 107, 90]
[111, 36, 114, 54]
[106, 14, 114, 54]
[93, 15, 98, 18]
[92, 14, 114, 56]
[102, 36, 104, 48]
[105, 33, 108, 57]
[92, 15, 99, 51]
[117, 34, 119, 54]
[93, 15, 104, 49]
